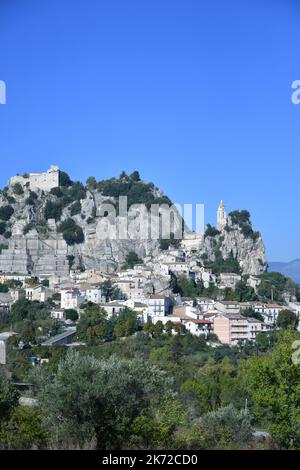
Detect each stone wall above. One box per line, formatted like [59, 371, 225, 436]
[9, 165, 59, 192]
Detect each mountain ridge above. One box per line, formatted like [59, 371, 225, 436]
[269, 259, 300, 284]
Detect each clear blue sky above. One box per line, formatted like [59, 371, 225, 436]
[0, 0, 299, 261]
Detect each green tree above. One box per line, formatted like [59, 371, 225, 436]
[0, 283, 9, 293]
[122, 251, 143, 270]
[86, 176, 97, 189]
[129, 171, 141, 182]
[204, 224, 220, 238]
[0, 223, 6, 235]
[277, 310, 299, 330]
[44, 201, 62, 221]
[113, 308, 140, 338]
[171, 275, 197, 298]
[77, 305, 110, 345]
[258, 272, 297, 303]
[50, 187, 63, 198]
[0, 407, 48, 450]
[0, 372, 19, 420]
[12, 183, 24, 195]
[69, 200, 81, 216]
[201, 405, 253, 450]
[241, 307, 264, 322]
[58, 218, 84, 245]
[65, 309, 79, 322]
[181, 357, 240, 414]
[131, 399, 187, 449]
[29, 350, 173, 449]
[100, 279, 125, 302]
[0, 205, 14, 221]
[59, 171, 73, 187]
[154, 321, 164, 338]
[240, 329, 300, 449]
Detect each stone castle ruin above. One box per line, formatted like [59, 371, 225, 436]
[9, 165, 60, 192]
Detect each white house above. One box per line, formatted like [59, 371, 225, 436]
[60, 288, 85, 310]
[196, 297, 216, 312]
[251, 303, 284, 326]
[25, 285, 52, 303]
[215, 301, 241, 315]
[219, 273, 242, 290]
[147, 295, 173, 318]
[85, 288, 104, 304]
[99, 301, 125, 318]
[181, 319, 213, 338]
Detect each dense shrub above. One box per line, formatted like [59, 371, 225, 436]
[0, 222, 6, 234]
[23, 223, 35, 235]
[204, 224, 221, 238]
[122, 251, 143, 270]
[59, 171, 73, 187]
[50, 187, 63, 198]
[6, 196, 15, 204]
[58, 218, 84, 245]
[97, 177, 171, 210]
[44, 201, 62, 221]
[12, 183, 24, 195]
[0, 205, 14, 221]
[229, 210, 260, 240]
[69, 201, 81, 216]
[25, 191, 38, 206]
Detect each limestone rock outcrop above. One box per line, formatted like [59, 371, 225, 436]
[0, 169, 267, 278]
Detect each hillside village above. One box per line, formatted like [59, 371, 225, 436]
[0, 167, 300, 451]
[0, 166, 299, 362]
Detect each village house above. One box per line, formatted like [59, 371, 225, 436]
[85, 287, 104, 304]
[219, 273, 242, 290]
[75, 283, 104, 304]
[196, 297, 216, 312]
[10, 288, 25, 303]
[214, 301, 241, 315]
[214, 314, 265, 345]
[60, 288, 85, 310]
[182, 319, 213, 338]
[50, 308, 66, 321]
[99, 301, 125, 318]
[0, 293, 11, 322]
[163, 262, 191, 277]
[115, 273, 145, 299]
[289, 302, 300, 316]
[151, 304, 213, 338]
[147, 295, 173, 319]
[195, 268, 217, 288]
[249, 302, 284, 326]
[124, 299, 148, 314]
[25, 285, 52, 303]
[0, 274, 27, 284]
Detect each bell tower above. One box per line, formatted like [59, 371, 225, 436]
[217, 200, 227, 230]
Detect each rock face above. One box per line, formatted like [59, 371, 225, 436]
[199, 224, 267, 276]
[0, 169, 267, 278]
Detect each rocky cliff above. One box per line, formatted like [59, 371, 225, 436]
[199, 221, 267, 276]
[0, 169, 267, 278]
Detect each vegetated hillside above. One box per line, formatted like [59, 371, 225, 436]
[269, 259, 300, 285]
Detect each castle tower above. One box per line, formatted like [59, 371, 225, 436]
[217, 200, 227, 230]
